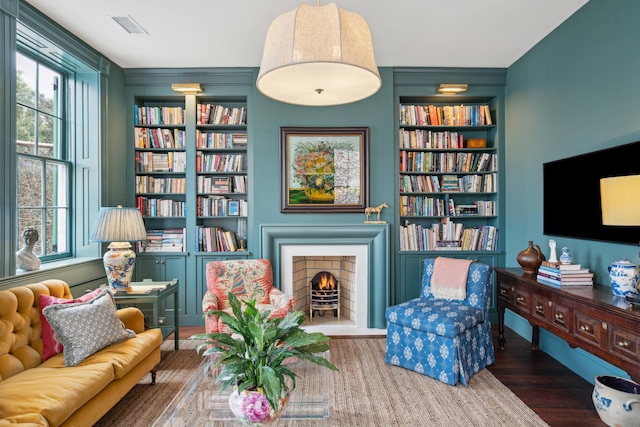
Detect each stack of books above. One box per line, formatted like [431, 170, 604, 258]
[537, 262, 594, 287]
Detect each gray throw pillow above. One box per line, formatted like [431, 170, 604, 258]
[43, 288, 135, 366]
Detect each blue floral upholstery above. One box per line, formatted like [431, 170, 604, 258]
[385, 258, 495, 386]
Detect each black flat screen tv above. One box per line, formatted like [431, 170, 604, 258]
[543, 141, 640, 245]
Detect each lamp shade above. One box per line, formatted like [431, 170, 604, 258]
[256, 2, 381, 106]
[90, 206, 147, 242]
[600, 175, 640, 226]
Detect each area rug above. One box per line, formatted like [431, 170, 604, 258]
[95, 338, 549, 426]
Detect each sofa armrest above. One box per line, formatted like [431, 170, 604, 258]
[117, 307, 145, 333]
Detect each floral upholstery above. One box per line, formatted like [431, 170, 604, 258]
[385, 258, 495, 386]
[202, 259, 296, 333]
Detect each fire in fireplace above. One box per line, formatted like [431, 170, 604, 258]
[309, 271, 340, 321]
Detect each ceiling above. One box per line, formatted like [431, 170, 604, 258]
[24, 0, 589, 70]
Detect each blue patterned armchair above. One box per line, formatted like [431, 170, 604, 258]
[385, 257, 495, 386]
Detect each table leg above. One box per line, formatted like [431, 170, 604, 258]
[174, 288, 179, 350]
[497, 303, 506, 350]
[531, 324, 540, 351]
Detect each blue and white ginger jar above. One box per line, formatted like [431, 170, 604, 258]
[608, 259, 639, 296]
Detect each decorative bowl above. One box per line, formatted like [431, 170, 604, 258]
[592, 375, 640, 427]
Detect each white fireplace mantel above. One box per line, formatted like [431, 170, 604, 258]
[259, 224, 390, 329]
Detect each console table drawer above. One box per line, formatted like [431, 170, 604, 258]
[573, 312, 602, 346]
[551, 302, 571, 332]
[610, 325, 640, 363]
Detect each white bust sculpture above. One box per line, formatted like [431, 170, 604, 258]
[16, 228, 41, 271]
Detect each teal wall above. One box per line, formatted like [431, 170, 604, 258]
[504, 0, 639, 382]
[249, 67, 396, 245]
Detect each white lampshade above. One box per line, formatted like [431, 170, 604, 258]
[91, 206, 147, 243]
[256, 2, 381, 106]
[600, 175, 640, 226]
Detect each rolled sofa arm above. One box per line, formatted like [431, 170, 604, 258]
[116, 307, 145, 333]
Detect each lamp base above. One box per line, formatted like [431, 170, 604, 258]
[103, 242, 137, 290]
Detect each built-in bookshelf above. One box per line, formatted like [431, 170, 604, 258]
[398, 101, 499, 253]
[132, 97, 249, 254]
[133, 98, 187, 252]
[195, 101, 248, 252]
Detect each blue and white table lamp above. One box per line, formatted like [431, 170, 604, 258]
[90, 206, 148, 290]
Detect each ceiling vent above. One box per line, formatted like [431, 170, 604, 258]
[111, 15, 148, 34]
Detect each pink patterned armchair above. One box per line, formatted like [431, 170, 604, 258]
[202, 258, 297, 333]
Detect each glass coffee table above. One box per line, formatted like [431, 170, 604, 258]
[153, 352, 330, 426]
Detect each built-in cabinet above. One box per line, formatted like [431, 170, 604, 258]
[129, 91, 252, 325]
[394, 87, 506, 311]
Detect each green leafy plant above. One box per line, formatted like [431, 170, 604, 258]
[192, 292, 339, 413]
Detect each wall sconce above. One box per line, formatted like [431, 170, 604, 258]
[437, 84, 468, 95]
[171, 83, 203, 95]
[257, 2, 381, 106]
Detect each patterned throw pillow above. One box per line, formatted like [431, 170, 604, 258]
[39, 288, 102, 361]
[42, 289, 135, 367]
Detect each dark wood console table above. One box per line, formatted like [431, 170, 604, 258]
[495, 267, 640, 382]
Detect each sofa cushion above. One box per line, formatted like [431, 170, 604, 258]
[42, 289, 135, 367]
[0, 362, 114, 426]
[39, 288, 102, 361]
[41, 328, 163, 379]
[385, 297, 485, 338]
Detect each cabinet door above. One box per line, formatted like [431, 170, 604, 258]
[397, 254, 425, 304]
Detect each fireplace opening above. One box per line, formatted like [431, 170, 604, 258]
[309, 271, 340, 321]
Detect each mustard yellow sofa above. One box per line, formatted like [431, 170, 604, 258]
[0, 280, 163, 426]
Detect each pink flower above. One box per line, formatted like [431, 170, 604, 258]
[241, 391, 270, 422]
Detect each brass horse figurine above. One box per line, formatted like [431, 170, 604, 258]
[365, 202, 389, 222]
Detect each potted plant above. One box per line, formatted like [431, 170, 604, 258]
[192, 292, 339, 425]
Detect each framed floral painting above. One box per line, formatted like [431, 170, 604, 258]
[280, 127, 369, 213]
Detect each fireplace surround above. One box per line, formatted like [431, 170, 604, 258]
[260, 224, 390, 329]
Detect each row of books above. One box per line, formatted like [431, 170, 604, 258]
[399, 129, 492, 150]
[400, 221, 498, 251]
[449, 200, 495, 216]
[135, 176, 186, 194]
[136, 197, 186, 217]
[197, 104, 247, 125]
[197, 176, 247, 194]
[400, 195, 495, 217]
[137, 229, 185, 253]
[536, 262, 594, 287]
[399, 173, 497, 194]
[399, 104, 493, 127]
[195, 226, 239, 252]
[196, 131, 247, 149]
[399, 151, 497, 173]
[135, 151, 186, 173]
[196, 153, 246, 173]
[134, 106, 185, 126]
[134, 127, 186, 149]
[196, 196, 247, 217]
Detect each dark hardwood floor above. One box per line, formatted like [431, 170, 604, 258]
[175, 325, 604, 426]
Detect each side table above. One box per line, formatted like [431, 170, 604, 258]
[110, 278, 180, 350]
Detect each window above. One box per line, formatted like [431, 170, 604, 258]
[16, 52, 70, 262]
